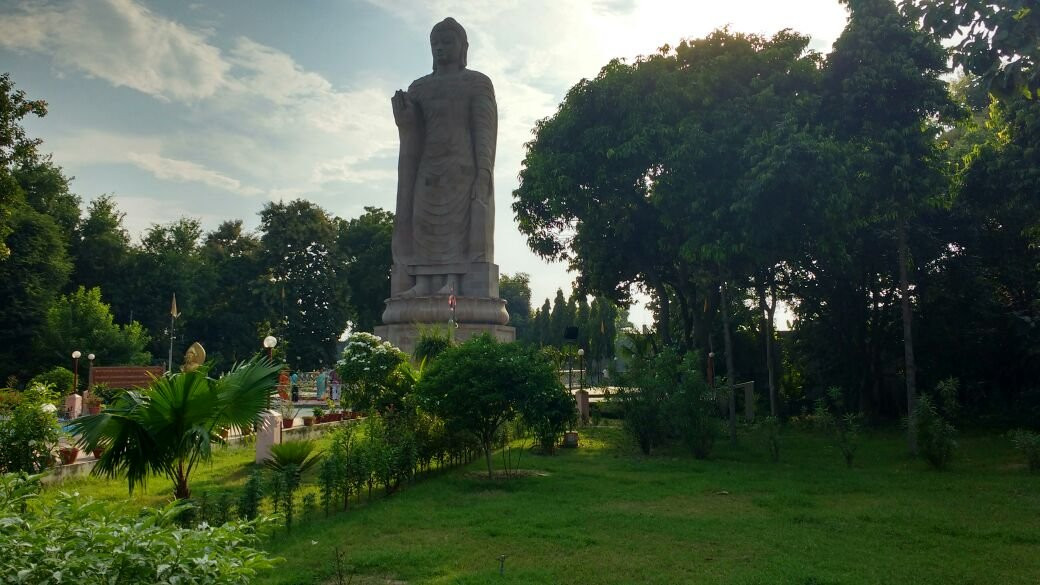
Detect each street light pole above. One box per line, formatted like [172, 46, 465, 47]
[87, 353, 95, 389]
[577, 348, 585, 392]
[263, 335, 278, 361]
[71, 350, 81, 394]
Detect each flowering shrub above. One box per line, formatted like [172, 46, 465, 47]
[336, 333, 409, 413]
[0, 383, 61, 474]
[0, 472, 280, 584]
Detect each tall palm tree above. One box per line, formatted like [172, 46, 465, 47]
[70, 355, 281, 499]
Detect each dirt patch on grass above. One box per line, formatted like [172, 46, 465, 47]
[463, 469, 551, 480]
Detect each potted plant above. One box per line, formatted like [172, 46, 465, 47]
[84, 393, 102, 415]
[302, 413, 316, 426]
[312, 407, 325, 423]
[58, 445, 80, 465]
[279, 401, 299, 429]
[91, 447, 105, 459]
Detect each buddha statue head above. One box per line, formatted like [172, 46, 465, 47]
[430, 17, 468, 71]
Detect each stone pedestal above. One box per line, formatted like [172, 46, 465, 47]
[575, 389, 590, 424]
[64, 394, 82, 419]
[255, 410, 281, 464]
[375, 322, 515, 355]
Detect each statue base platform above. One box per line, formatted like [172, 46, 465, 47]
[374, 323, 515, 355]
[381, 295, 509, 326]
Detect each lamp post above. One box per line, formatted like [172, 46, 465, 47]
[87, 353, 95, 389]
[263, 335, 278, 361]
[71, 350, 81, 394]
[707, 352, 716, 390]
[577, 348, 585, 391]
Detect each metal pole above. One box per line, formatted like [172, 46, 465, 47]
[168, 313, 175, 374]
[73, 356, 79, 394]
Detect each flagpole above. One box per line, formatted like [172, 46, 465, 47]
[169, 293, 180, 373]
[168, 312, 175, 374]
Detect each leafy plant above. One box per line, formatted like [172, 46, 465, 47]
[416, 335, 559, 478]
[69, 354, 281, 499]
[1008, 429, 1040, 473]
[761, 416, 781, 463]
[0, 383, 61, 473]
[265, 439, 323, 479]
[336, 332, 408, 413]
[521, 370, 575, 455]
[0, 471, 280, 584]
[29, 366, 74, 394]
[89, 382, 124, 405]
[815, 387, 861, 468]
[413, 325, 453, 363]
[913, 378, 959, 470]
[278, 399, 300, 421]
[238, 468, 264, 520]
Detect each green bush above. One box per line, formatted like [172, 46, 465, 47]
[666, 352, 719, 459]
[522, 373, 575, 455]
[615, 349, 718, 457]
[238, 468, 264, 520]
[761, 416, 782, 462]
[1009, 429, 1040, 472]
[0, 389, 23, 414]
[416, 335, 559, 478]
[0, 383, 61, 474]
[815, 387, 861, 468]
[89, 382, 124, 405]
[336, 332, 409, 413]
[413, 325, 453, 364]
[0, 472, 279, 583]
[29, 366, 74, 394]
[914, 378, 959, 470]
[589, 401, 623, 421]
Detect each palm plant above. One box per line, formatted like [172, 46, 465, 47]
[264, 439, 323, 479]
[69, 355, 282, 499]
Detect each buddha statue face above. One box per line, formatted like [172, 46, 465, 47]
[430, 18, 467, 70]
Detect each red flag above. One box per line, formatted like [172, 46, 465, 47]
[448, 283, 456, 308]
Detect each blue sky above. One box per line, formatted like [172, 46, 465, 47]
[0, 0, 851, 327]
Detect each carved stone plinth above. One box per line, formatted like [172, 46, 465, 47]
[382, 295, 509, 326]
[374, 322, 515, 355]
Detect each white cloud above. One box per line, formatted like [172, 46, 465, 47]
[126, 152, 263, 197]
[0, 0, 228, 101]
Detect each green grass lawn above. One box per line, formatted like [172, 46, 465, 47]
[53, 426, 1040, 584]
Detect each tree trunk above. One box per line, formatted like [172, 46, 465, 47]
[897, 217, 918, 454]
[756, 275, 778, 418]
[720, 280, 737, 443]
[654, 280, 672, 347]
[484, 443, 494, 480]
[173, 462, 190, 500]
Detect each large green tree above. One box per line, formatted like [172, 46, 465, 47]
[195, 220, 265, 368]
[499, 272, 533, 342]
[72, 195, 133, 320]
[337, 207, 392, 333]
[822, 0, 958, 449]
[0, 203, 71, 380]
[34, 286, 150, 374]
[0, 73, 48, 261]
[259, 200, 350, 370]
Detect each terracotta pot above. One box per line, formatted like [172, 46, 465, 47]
[91, 447, 104, 459]
[219, 429, 230, 439]
[282, 418, 294, 429]
[87, 405, 101, 415]
[58, 447, 79, 465]
[303, 416, 315, 427]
